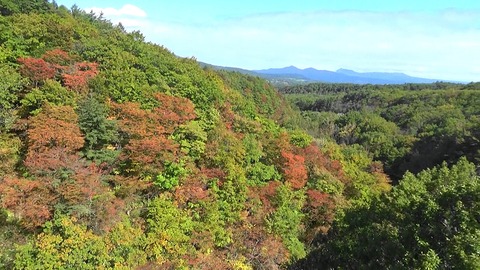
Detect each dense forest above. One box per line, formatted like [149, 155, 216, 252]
[281, 83, 480, 269]
[283, 82, 480, 180]
[0, 1, 478, 269]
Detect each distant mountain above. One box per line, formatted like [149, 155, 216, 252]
[201, 63, 441, 85]
[254, 66, 439, 84]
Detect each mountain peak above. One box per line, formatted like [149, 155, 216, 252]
[336, 68, 356, 75]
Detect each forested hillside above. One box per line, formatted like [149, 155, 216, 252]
[0, 1, 396, 269]
[283, 84, 480, 269]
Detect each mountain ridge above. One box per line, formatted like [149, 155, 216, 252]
[253, 65, 440, 84]
[201, 62, 448, 85]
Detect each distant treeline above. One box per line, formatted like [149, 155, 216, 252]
[280, 81, 480, 95]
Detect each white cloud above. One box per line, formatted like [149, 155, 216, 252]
[85, 4, 149, 31]
[86, 4, 147, 18]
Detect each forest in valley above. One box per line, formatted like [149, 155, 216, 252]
[0, 1, 478, 269]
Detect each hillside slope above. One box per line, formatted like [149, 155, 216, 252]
[0, 1, 390, 269]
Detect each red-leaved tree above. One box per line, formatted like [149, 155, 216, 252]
[62, 62, 99, 92]
[18, 57, 56, 87]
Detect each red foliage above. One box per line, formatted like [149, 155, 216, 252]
[300, 144, 346, 182]
[24, 147, 81, 173]
[2, 161, 119, 231]
[304, 189, 336, 239]
[18, 50, 98, 91]
[27, 104, 84, 151]
[306, 189, 332, 208]
[231, 224, 289, 268]
[256, 181, 281, 213]
[125, 136, 177, 165]
[200, 167, 226, 181]
[1, 103, 121, 230]
[93, 197, 126, 232]
[18, 57, 56, 85]
[0, 177, 56, 229]
[221, 102, 235, 130]
[62, 62, 99, 92]
[111, 102, 176, 172]
[281, 151, 308, 189]
[58, 164, 107, 204]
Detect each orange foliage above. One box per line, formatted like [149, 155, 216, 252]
[25, 104, 84, 172]
[220, 102, 235, 130]
[175, 174, 209, 205]
[200, 167, 226, 181]
[24, 147, 81, 173]
[231, 225, 289, 268]
[0, 177, 56, 229]
[281, 151, 308, 189]
[93, 197, 126, 232]
[1, 161, 119, 230]
[58, 164, 107, 204]
[27, 104, 84, 151]
[153, 93, 196, 133]
[300, 144, 346, 182]
[18, 49, 98, 91]
[256, 181, 281, 213]
[111, 94, 196, 173]
[3, 104, 124, 230]
[306, 189, 332, 208]
[126, 136, 177, 165]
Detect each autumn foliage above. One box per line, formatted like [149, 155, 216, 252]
[111, 93, 196, 174]
[62, 62, 99, 92]
[41, 48, 73, 67]
[18, 57, 55, 86]
[18, 49, 98, 91]
[24, 104, 84, 172]
[281, 151, 308, 189]
[0, 5, 401, 269]
[0, 177, 55, 229]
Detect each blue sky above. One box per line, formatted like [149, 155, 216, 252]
[56, 1, 480, 82]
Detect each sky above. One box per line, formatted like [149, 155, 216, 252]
[55, 1, 480, 82]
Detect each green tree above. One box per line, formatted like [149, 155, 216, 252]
[266, 183, 306, 260]
[304, 158, 480, 269]
[144, 195, 195, 266]
[14, 216, 109, 269]
[0, 65, 25, 131]
[77, 96, 119, 164]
